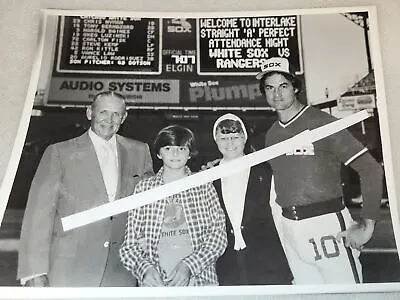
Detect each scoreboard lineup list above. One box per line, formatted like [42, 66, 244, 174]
[58, 16, 160, 73]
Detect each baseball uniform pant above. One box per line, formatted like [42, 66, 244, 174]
[276, 207, 362, 284]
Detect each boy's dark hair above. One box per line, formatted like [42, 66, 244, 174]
[153, 125, 198, 156]
[258, 71, 302, 97]
[215, 119, 245, 135]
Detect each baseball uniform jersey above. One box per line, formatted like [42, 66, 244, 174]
[266, 105, 372, 284]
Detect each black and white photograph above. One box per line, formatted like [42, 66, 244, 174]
[0, 5, 399, 298]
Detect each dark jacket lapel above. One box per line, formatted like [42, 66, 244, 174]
[214, 164, 260, 229]
[241, 166, 257, 224]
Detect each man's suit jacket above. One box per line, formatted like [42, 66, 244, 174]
[17, 132, 154, 286]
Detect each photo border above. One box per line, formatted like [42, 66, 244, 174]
[1, 5, 399, 297]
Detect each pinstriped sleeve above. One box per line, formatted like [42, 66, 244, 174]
[119, 181, 153, 281]
[182, 183, 227, 276]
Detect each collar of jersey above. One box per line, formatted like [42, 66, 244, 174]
[278, 105, 310, 128]
[154, 165, 192, 185]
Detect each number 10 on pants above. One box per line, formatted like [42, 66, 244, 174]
[309, 235, 340, 261]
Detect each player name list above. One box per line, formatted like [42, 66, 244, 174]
[57, 16, 161, 73]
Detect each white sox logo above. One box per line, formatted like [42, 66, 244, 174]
[264, 62, 282, 68]
[167, 18, 192, 33]
[285, 144, 315, 156]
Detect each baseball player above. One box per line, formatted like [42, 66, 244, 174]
[257, 57, 384, 284]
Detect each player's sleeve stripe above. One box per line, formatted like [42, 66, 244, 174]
[344, 148, 368, 166]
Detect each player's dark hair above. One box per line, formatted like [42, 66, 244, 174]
[215, 119, 245, 135]
[258, 71, 302, 97]
[153, 125, 198, 157]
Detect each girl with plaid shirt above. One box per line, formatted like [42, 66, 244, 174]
[120, 125, 227, 286]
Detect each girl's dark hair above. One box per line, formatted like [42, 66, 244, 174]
[258, 71, 302, 97]
[153, 125, 198, 156]
[215, 119, 245, 135]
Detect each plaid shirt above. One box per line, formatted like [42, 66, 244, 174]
[120, 166, 227, 286]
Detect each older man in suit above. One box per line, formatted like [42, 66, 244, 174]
[17, 91, 154, 287]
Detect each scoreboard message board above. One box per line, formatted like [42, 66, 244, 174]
[48, 15, 303, 107]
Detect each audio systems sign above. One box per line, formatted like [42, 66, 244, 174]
[48, 77, 179, 104]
